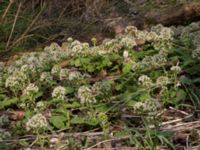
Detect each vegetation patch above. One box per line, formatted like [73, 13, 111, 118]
[0, 22, 200, 149]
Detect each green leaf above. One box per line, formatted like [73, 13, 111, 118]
[0, 94, 8, 101]
[114, 130, 130, 138]
[49, 115, 68, 129]
[64, 102, 80, 108]
[65, 87, 74, 94]
[85, 117, 99, 126]
[139, 93, 151, 101]
[71, 116, 85, 124]
[71, 116, 99, 126]
[95, 104, 110, 112]
[127, 100, 136, 107]
[74, 59, 81, 67]
[180, 77, 193, 85]
[0, 143, 10, 150]
[175, 89, 187, 102]
[34, 91, 43, 99]
[122, 63, 132, 74]
[115, 84, 123, 91]
[81, 57, 91, 64]
[193, 78, 200, 83]
[25, 111, 34, 119]
[0, 97, 18, 109]
[87, 65, 95, 72]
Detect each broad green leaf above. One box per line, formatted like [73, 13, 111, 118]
[95, 104, 110, 112]
[49, 116, 68, 129]
[65, 87, 74, 94]
[139, 93, 151, 101]
[25, 111, 34, 119]
[0, 94, 8, 101]
[114, 130, 130, 138]
[64, 102, 80, 108]
[0, 97, 18, 109]
[122, 63, 132, 74]
[127, 100, 136, 107]
[175, 89, 187, 102]
[74, 59, 81, 66]
[70, 116, 85, 124]
[180, 77, 193, 85]
[85, 117, 99, 126]
[115, 84, 123, 91]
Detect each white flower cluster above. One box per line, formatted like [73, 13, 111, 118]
[40, 72, 53, 83]
[133, 99, 159, 113]
[34, 101, 46, 111]
[132, 53, 167, 71]
[68, 70, 82, 81]
[44, 43, 67, 61]
[68, 40, 90, 56]
[192, 46, 200, 60]
[92, 81, 112, 96]
[78, 86, 96, 104]
[123, 50, 129, 59]
[0, 129, 11, 141]
[3, 24, 174, 88]
[67, 37, 73, 43]
[20, 64, 32, 73]
[22, 83, 39, 96]
[125, 26, 138, 35]
[51, 65, 61, 77]
[51, 65, 83, 81]
[170, 65, 182, 73]
[52, 86, 66, 100]
[0, 74, 4, 86]
[0, 62, 5, 72]
[120, 37, 137, 49]
[138, 75, 153, 88]
[156, 76, 170, 87]
[26, 113, 48, 131]
[138, 75, 172, 88]
[0, 115, 9, 127]
[151, 24, 174, 41]
[125, 24, 173, 43]
[36, 101, 45, 108]
[145, 31, 158, 42]
[5, 71, 28, 92]
[45, 42, 62, 52]
[71, 44, 83, 55]
[5, 42, 68, 81]
[172, 22, 200, 47]
[82, 42, 90, 48]
[59, 68, 69, 80]
[103, 39, 116, 48]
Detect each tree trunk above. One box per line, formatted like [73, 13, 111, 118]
[145, 2, 200, 26]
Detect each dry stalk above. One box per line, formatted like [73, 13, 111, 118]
[85, 136, 130, 150]
[6, 2, 22, 50]
[8, 2, 46, 50]
[1, 0, 14, 21]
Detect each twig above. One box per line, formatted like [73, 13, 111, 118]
[0, 131, 104, 144]
[29, 135, 39, 148]
[169, 107, 189, 116]
[162, 120, 200, 132]
[9, 2, 45, 50]
[57, 144, 68, 150]
[53, 131, 104, 138]
[85, 136, 130, 150]
[6, 2, 22, 50]
[1, 0, 14, 21]
[161, 118, 184, 126]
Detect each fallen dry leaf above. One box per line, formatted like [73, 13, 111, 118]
[8, 111, 25, 121]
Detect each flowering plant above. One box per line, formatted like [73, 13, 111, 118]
[1, 23, 197, 149]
